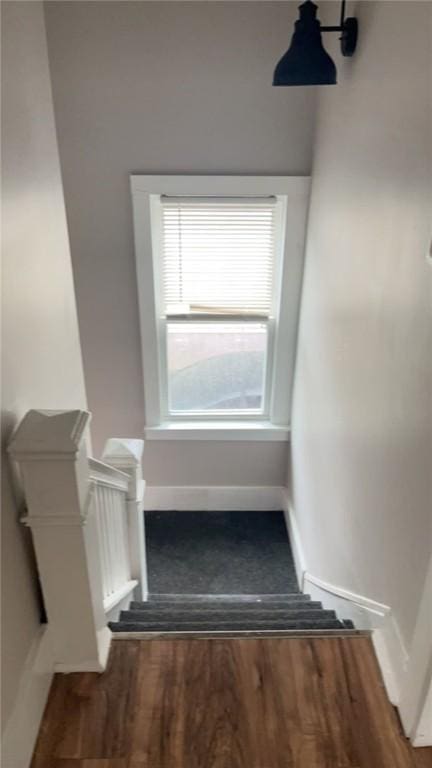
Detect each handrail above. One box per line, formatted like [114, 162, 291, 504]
[88, 457, 130, 492]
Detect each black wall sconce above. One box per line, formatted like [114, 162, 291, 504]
[273, 0, 358, 86]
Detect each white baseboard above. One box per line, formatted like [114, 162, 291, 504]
[144, 485, 285, 511]
[304, 572, 408, 706]
[103, 579, 138, 615]
[1, 626, 54, 768]
[398, 554, 432, 741]
[304, 572, 390, 624]
[412, 685, 432, 747]
[105, 583, 138, 623]
[53, 626, 112, 673]
[281, 490, 307, 587]
[283, 493, 408, 707]
[372, 617, 410, 705]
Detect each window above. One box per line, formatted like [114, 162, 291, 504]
[162, 197, 277, 416]
[131, 176, 310, 440]
[166, 321, 268, 414]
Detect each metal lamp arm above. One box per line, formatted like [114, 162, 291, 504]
[320, 0, 358, 57]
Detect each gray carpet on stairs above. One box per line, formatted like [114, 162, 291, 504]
[108, 510, 355, 633]
[144, 509, 299, 595]
[109, 595, 355, 632]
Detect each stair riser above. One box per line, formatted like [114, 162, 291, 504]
[112, 630, 365, 639]
[110, 620, 346, 632]
[131, 601, 320, 612]
[128, 602, 323, 613]
[120, 609, 336, 623]
[111, 589, 355, 634]
[144, 594, 309, 603]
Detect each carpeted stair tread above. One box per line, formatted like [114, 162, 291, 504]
[343, 619, 355, 629]
[144, 593, 311, 604]
[109, 618, 348, 632]
[109, 592, 355, 634]
[119, 608, 335, 623]
[145, 510, 299, 594]
[129, 599, 323, 613]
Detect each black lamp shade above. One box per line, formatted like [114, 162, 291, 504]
[273, 0, 337, 86]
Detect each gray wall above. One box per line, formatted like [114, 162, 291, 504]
[1, 1, 88, 734]
[44, 1, 317, 485]
[290, 1, 432, 649]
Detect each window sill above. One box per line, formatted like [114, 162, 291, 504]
[144, 422, 290, 441]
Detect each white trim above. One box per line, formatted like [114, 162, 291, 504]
[145, 422, 290, 441]
[88, 457, 130, 492]
[1, 627, 54, 768]
[21, 513, 88, 528]
[304, 572, 391, 618]
[414, 735, 432, 748]
[8, 409, 90, 461]
[131, 174, 310, 432]
[105, 589, 139, 624]
[283, 493, 409, 708]
[270, 184, 310, 425]
[103, 579, 138, 613]
[281, 490, 307, 588]
[398, 551, 432, 740]
[144, 485, 284, 511]
[412, 684, 432, 747]
[101, 438, 148, 601]
[372, 618, 410, 706]
[102, 437, 146, 465]
[132, 185, 162, 425]
[303, 572, 408, 706]
[53, 626, 112, 674]
[128, 490, 148, 601]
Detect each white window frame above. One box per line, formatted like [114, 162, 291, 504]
[131, 175, 310, 441]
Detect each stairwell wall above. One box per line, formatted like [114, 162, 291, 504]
[1, 3, 88, 763]
[44, 1, 317, 487]
[289, 0, 432, 713]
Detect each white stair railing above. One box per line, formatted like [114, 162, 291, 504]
[7, 409, 146, 673]
[88, 458, 137, 612]
[102, 438, 147, 600]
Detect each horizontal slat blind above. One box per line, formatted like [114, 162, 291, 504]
[161, 197, 277, 317]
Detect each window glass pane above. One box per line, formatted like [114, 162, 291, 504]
[167, 322, 267, 413]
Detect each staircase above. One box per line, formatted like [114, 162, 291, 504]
[108, 593, 355, 634]
[108, 510, 356, 636]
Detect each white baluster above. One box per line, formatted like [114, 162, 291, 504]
[105, 486, 116, 595]
[102, 439, 147, 600]
[88, 455, 139, 613]
[94, 487, 107, 600]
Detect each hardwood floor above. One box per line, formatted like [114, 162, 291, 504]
[415, 751, 432, 768]
[32, 636, 432, 768]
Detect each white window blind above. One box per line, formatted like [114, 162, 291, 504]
[161, 196, 277, 317]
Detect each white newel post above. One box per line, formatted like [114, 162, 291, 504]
[8, 409, 111, 672]
[102, 438, 147, 600]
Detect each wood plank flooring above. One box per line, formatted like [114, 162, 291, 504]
[32, 637, 432, 768]
[414, 751, 432, 768]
